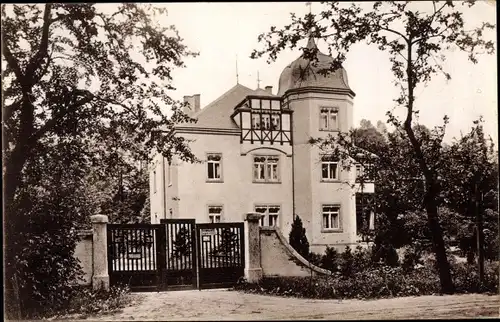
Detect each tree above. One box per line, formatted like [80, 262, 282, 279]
[214, 228, 239, 258]
[2, 3, 198, 317]
[439, 120, 498, 265]
[289, 215, 310, 259]
[173, 227, 191, 258]
[6, 136, 94, 317]
[353, 119, 388, 154]
[252, 1, 494, 294]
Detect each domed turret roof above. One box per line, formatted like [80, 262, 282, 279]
[277, 37, 353, 96]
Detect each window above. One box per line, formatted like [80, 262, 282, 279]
[356, 193, 375, 236]
[261, 114, 270, 130]
[208, 206, 222, 223]
[252, 114, 261, 129]
[153, 170, 157, 193]
[322, 205, 341, 230]
[271, 114, 280, 130]
[207, 153, 222, 181]
[321, 155, 339, 181]
[320, 107, 339, 131]
[253, 156, 280, 182]
[356, 163, 374, 183]
[255, 205, 280, 227]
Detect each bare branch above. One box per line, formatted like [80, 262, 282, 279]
[380, 27, 409, 44]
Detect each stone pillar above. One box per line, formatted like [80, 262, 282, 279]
[244, 212, 263, 283]
[90, 215, 109, 291]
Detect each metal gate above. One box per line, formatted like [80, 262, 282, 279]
[107, 220, 244, 291]
[161, 219, 197, 290]
[196, 223, 245, 289]
[107, 224, 164, 291]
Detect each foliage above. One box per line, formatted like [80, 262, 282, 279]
[44, 285, 131, 320]
[252, 0, 494, 294]
[320, 247, 340, 273]
[6, 139, 91, 317]
[235, 260, 499, 300]
[338, 246, 355, 277]
[173, 227, 191, 258]
[214, 228, 239, 256]
[2, 3, 198, 318]
[289, 215, 310, 259]
[314, 244, 393, 277]
[100, 165, 150, 224]
[235, 267, 439, 300]
[452, 261, 499, 294]
[308, 252, 323, 268]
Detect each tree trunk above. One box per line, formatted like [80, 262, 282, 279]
[425, 186, 455, 294]
[475, 182, 485, 284]
[3, 142, 31, 318]
[405, 39, 454, 294]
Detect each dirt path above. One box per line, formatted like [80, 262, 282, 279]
[91, 289, 499, 320]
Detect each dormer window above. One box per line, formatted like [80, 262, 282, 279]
[231, 95, 292, 145]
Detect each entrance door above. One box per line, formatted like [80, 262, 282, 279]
[196, 223, 245, 289]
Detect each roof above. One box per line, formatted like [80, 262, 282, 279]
[180, 83, 277, 129]
[277, 36, 353, 96]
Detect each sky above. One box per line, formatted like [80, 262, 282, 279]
[157, 2, 496, 143]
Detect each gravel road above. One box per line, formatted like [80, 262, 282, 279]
[88, 289, 499, 320]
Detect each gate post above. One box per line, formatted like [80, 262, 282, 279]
[90, 215, 109, 291]
[244, 213, 263, 283]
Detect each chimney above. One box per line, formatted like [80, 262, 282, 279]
[265, 86, 273, 95]
[193, 94, 201, 113]
[182, 94, 201, 116]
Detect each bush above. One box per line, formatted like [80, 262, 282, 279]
[321, 247, 340, 273]
[453, 261, 499, 294]
[339, 246, 355, 277]
[317, 245, 373, 277]
[9, 186, 88, 318]
[353, 245, 372, 273]
[372, 243, 400, 267]
[401, 247, 424, 272]
[44, 285, 131, 320]
[234, 260, 498, 300]
[308, 252, 323, 267]
[234, 265, 441, 300]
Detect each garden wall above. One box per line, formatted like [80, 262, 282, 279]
[259, 227, 331, 277]
[74, 230, 93, 286]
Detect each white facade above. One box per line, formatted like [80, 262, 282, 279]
[150, 37, 374, 252]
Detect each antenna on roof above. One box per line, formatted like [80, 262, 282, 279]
[257, 71, 261, 89]
[236, 54, 239, 84]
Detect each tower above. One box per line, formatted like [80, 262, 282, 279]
[278, 36, 357, 253]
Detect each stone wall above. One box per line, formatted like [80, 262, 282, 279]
[74, 230, 93, 285]
[73, 215, 109, 290]
[259, 227, 331, 277]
